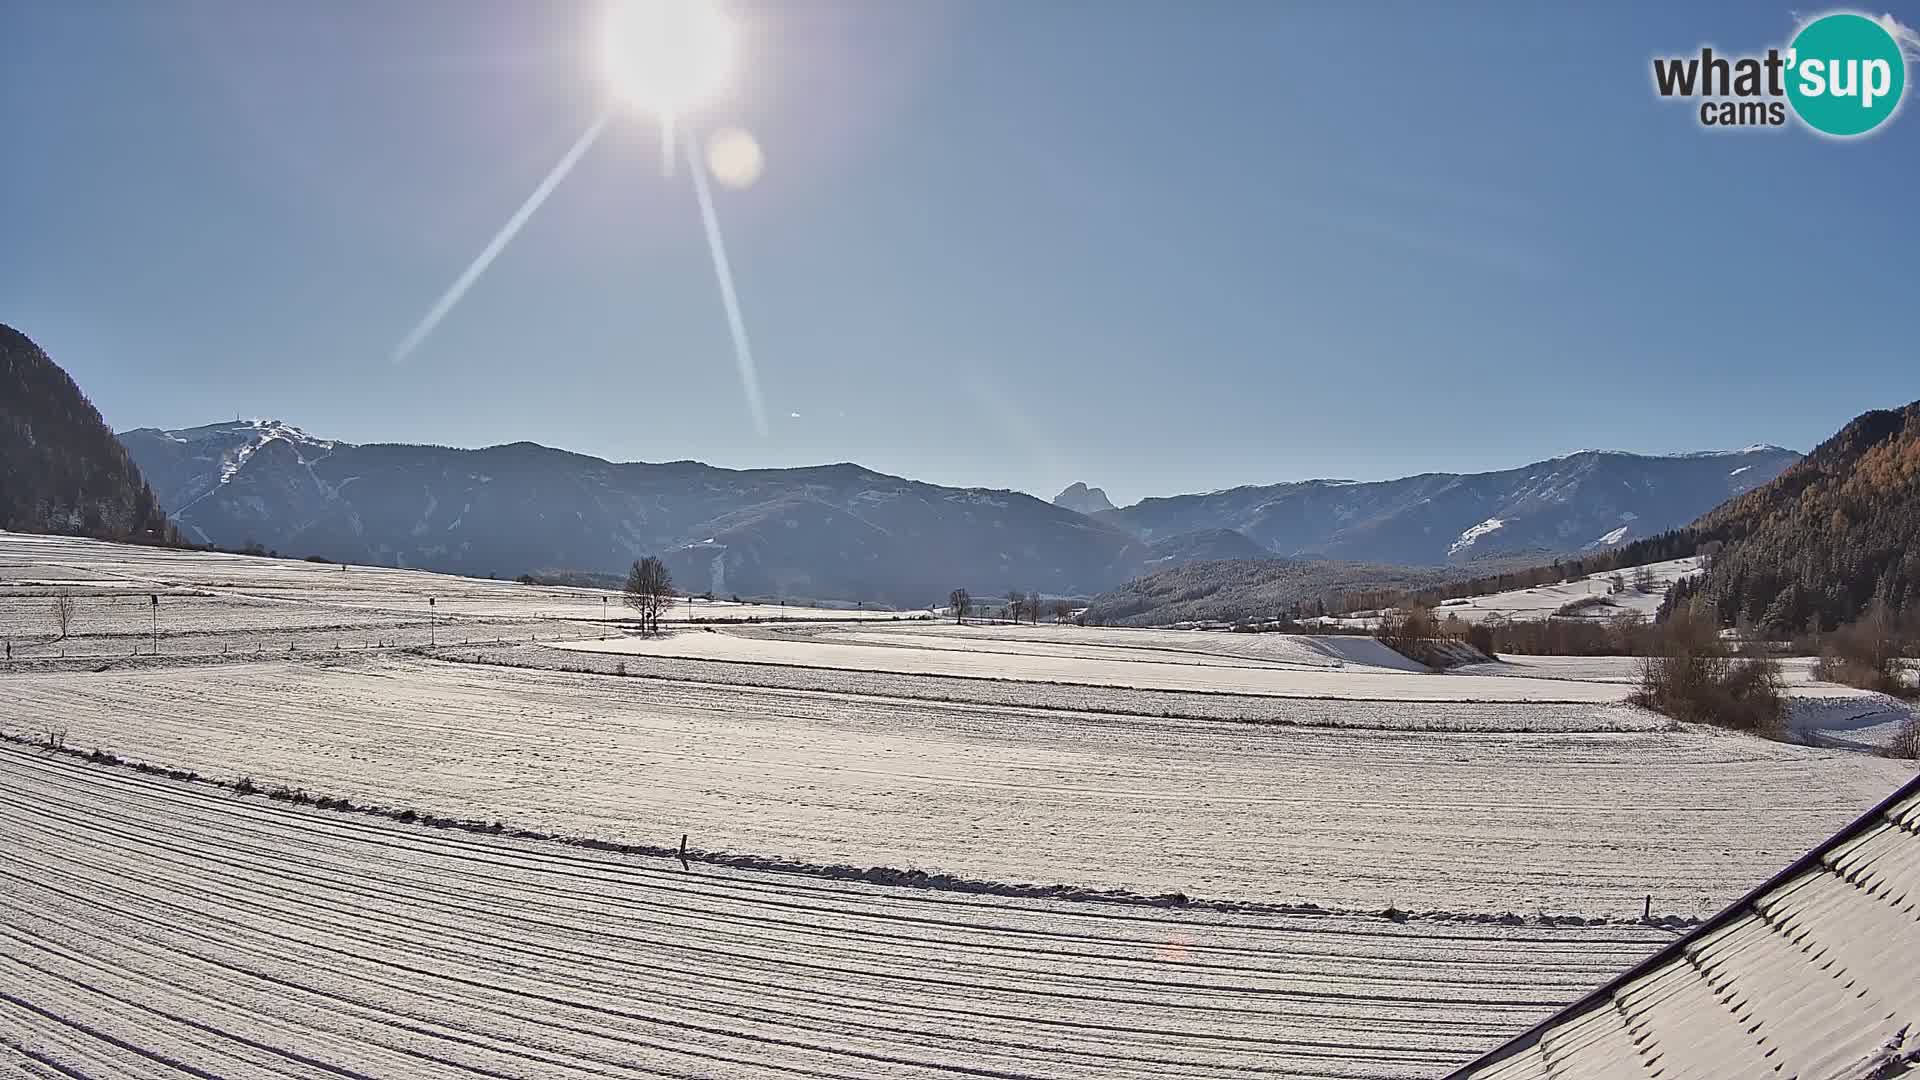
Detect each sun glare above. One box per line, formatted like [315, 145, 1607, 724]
[706, 126, 763, 189]
[599, 0, 734, 115]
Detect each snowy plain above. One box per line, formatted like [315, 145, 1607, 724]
[1326, 557, 1706, 629]
[2, 533, 1916, 1079]
[0, 531, 922, 658]
[0, 745, 1677, 1079]
[1429, 557, 1704, 624]
[8, 650, 1909, 917]
[553, 625, 1633, 703]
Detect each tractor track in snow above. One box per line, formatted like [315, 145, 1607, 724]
[0, 746, 1675, 1079]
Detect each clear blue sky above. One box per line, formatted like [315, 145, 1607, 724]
[4, 2, 1916, 505]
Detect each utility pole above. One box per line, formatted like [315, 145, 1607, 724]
[149, 594, 158, 655]
[429, 596, 436, 646]
[602, 595, 609, 638]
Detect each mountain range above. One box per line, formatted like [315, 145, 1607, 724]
[1087, 445, 1799, 565]
[115, 416, 1799, 605]
[119, 420, 1147, 604]
[1093, 401, 1920, 630]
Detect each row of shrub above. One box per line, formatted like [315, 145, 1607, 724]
[1629, 609, 1789, 737]
[1367, 596, 1915, 754]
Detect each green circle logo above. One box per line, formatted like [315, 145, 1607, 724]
[1786, 13, 1906, 136]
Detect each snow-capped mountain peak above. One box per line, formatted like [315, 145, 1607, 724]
[116, 420, 346, 539]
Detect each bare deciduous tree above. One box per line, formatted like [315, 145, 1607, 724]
[1051, 600, 1074, 624]
[1006, 589, 1024, 624]
[948, 588, 971, 624]
[1812, 600, 1907, 694]
[1025, 591, 1042, 625]
[624, 556, 674, 635]
[1893, 713, 1920, 761]
[1632, 605, 1785, 735]
[51, 594, 74, 640]
[1375, 605, 1443, 667]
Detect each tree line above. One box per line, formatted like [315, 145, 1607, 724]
[945, 588, 1074, 625]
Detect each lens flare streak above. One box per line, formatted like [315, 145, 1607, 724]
[684, 125, 768, 436]
[391, 111, 612, 364]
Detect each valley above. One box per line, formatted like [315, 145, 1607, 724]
[8, 3, 1917, 1071]
[3, 530, 1913, 1077]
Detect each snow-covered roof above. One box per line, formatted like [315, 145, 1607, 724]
[1452, 773, 1920, 1079]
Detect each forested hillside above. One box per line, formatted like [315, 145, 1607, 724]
[1678, 400, 1920, 634]
[0, 324, 173, 542]
[1360, 400, 1920, 638]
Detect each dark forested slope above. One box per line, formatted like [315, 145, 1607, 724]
[1680, 400, 1920, 633]
[1, 324, 172, 541]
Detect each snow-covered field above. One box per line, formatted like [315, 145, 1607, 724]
[2, 534, 1915, 1077]
[1455, 654, 1920, 752]
[0, 744, 1676, 1079]
[0, 531, 925, 658]
[459, 643, 1670, 732]
[1314, 557, 1705, 632]
[555, 625, 1631, 702]
[1368, 557, 1704, 627]
[1784, 689, 1920, 753]
[1466, 654, 1882, 688]
[6, 652, 1909, 916]
[833, 622, 1434, 671]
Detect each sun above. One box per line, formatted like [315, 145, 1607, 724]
[598, 0, 734, 115]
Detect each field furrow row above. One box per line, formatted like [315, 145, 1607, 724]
[0, 746, 1674, 1079]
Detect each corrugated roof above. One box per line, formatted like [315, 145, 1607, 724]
[1452, 772, 1920, 1080]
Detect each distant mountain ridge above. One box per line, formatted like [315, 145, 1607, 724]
[1, 324, 172, 542]
[119, 418, 1799, 605]
[119, 420, 1149, 605]
[1099, 446, 1799, 565]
